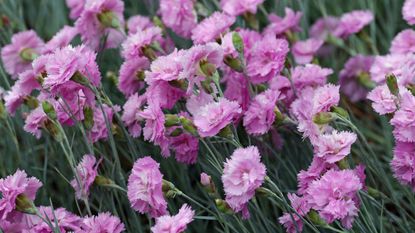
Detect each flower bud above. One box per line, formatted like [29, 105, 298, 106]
[165, 114, 180, 127]
[199, 60, 217, 77]
[274, 106, 285, 126]
[218, 124, 234, 139]
[357, 71, 375, 89]
[336, 157, 350, 169]
[243, 12, 259, 30]
[386, 73, 399, 97]
[15, 194, 36, 215]
[136, 70, 145, 81]
[200, 173, 216, 194]
[97, 11, 120, 29]
[313, 112, 334, 125]
[331, 106, 349, 119]
[141, 46, 157, 61]
[162, 179, 176, 193]
[44, 120, 63, 141]
[215, 199, 234, 214]
[169, 128, 183, 137]
[224, 56, 243, 73]
[24, 96, 39, 110]
[19, 48, 38, 62]
[179, 116, 198, 136]
[42, 101, 56, 120]
[71, 71, 90, 86]
[83, 106, 94, 130]
[307, 210, 326, 226]
[94, 175, 114, 186]
[232, 32, 244, 55]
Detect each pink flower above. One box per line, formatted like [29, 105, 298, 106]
[0, 212, 28, 233]
[146, 80, 185, 110]
[145, 49, 186, 85]
[278, 194, 311, 233]
[390, 29, 415, 54]
[66, 0, 86, 19]
[307, 169, 363, 229]
[297, 157, 336, 195]
[54, 87, 89, 126]
[339, 55, 374, 102]
[70, 154, 100, 199]
[159, 0, 197, 38]
[42, 26, 78, 54]
[23, 107, 48, 139]
[264, 8, 302, 36]
[369, 54, 407, 84]
[43, 45, 101, 95]
[88, 104, 119, 143]
[75, 0, 125, 50]
[25, 206, 82, 232]
[121, 27, 162, 60]
[191, 12, 235, 44]
[200, 173, 212, 186]
[170, 133, 199, 164]
[391, 92, 415, 142]
[1, 30, 44, 78]
[223, 69, 250, 111]
[391, 141, 415, 191]
[151, 204, 195, 233]
[292, 38, 324, 64]
[403, 0, 415, 25]
[243, 89, 281, 135]
[367, 85, 398, 115]
[311, 84, 340, 115]
[220, 0, 264, 16]
[80, 212, 125, 233]
[127, 156, 167, 218]
[310, 16, 339, 40]
[186, 91, 214, 116]
[121, 93, 146, 137]
[222, 146, 266, 219]
[118, 56, 149, 96]
[237, 29, 261, 59]
[0, 170, 42, 220]
[193, 98, 241, 137]
[334, 10, 373, 38]
[314, 130, 357, 163]
[246, 34, 289, 84]
[127, 15, 154, 35]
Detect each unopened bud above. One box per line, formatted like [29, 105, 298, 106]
[83, 106, 94, 130]
[164, 114, 180, 127]
[199, 60, 216, 77]
[141, 46, 157, 61]
[224, 56, 243, 73]
[313, 112, 334, 125]
[200, 173, 216, 194]
[215, 199, 234, 214]
[19, 48, 38, 62]
[386, 74, 399, 97]
[24, 96, 39, 109]
[331, 106, 349, 119]
[307, 210, 326, 226]
[357, 71, 375, 89]
[44, 120, 62, 141]
[15, 194, 36, 215]
[243, 12, 259, 30]
[232, 32, 244, 54]
[274, 107, 285, 126]
[136, 70, 145, 81]
[42, 101, 56, 120]
[179, 116, 198, 136]
[336, 157, 350, 170]
[97, 11, 120, 29]
[162, 180, 175, 193]
[94, 175, 114, 186]
[218, 125, 233, 139]
[169, 79, 188, 90]
[71, 71, 90, 86]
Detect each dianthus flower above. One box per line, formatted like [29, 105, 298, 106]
[292, 38, 324, 64]
[70, 154, 100, 199]
[159, 0, 197, 38]
[220, 0, 264, 16]
[278, 194, 311, 233]
[367, 84, 398, 115]
[191, 12, 235, 44]
[42, 26, 78, 54]
[118, 56, 149, 96]
[264, 8, 302, 36]
[391, 141, 415, 191]
[121, 27, 162, 60]
[334, 10, 373, 38]
[80, 212, 125, 233]
[390, 29, 415, 54]
[391, 92, 415, 142]
[25, 206, 83, 232]
[127, 15, 154, 35]
[121, 93, 146, 137]
[314, 130, 357, 163]
[151, 204, 195, 233]
[88, 104, 119, 143]
[403, 0, 415, 25]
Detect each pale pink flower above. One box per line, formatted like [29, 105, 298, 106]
[145, 49, 186, 85]
[0, 170, 42, 220]
[390, 29, 415, 54]
[297, 157, 336, 195]
[191, 12, 235, 44]
[25, 206, 82, 232]
[193, 98, 241, 137]
[311, 84, 340, 115]
[70, 154, 100, 200]
[186, 91, 214, 116]
[279, 194, 311, 233]
[314, 130, 357, 163]
[159, 0, 197, 38]
[88, 104, 119, 143]
[310, 16, 339, 40]
[75, 0, 125, 50]
[237, 29, 261, 59]
[0, 212, 28, 233]
[334, 10, 373, 38]
[292, 38, 324, 64]
[391, 141, 415, 191]
[264, 8, 302, 36]
[121, 93, 146, 137]
[339, 55, 374, 102]
[80, 212, 125, 233]
[42, 26, 78, 54]
[200, 173, 212, 186]
[222, 146, 266, 219]
[307, 169, 363, 229]
[367, 85, 398, 115]
[1, 30, 44, 78]
[127, 156, 167, 218]
[54, 87, 89, 126]
[220, 0, 264, 16]
[243, 89, 281, 135]
[66, 0, 86, 19]
[151, 204, 195, 233]
[118, 56, 149, 96]
[246, 34, 289, 84]
[369, 54, 407, 84]
[121, 27, 162, 60]
[127, 15, 154, 35]
[145, 80, 185, 110]
[403, 0, 415, 25]
[391, 92, 415, 142]
[170, 133, 199, 164]
[23, 107, 48, 139]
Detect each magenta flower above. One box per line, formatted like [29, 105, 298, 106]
[42, 26, 78, 54]
[314, 130, 357, 163]
[0, 212, 28, 233]
[121, 93, 146, 137]
[145, 49, 186, 85]
[223, 69, 250, 111]
[159, 0, 197, 38]
[23, 107, 49, 139]
[391, 92, 415, 142]
[25, 206, 83, 232]
[220, 0, 264, 16]
[310, 16, 339, 40]
[70, 154, 100, 200]
[80, 212, 125, 233]
[334, 10, 373, 38]
[127, 156, 167, 218]
[391, 141, 415, 191]
[43, 45, 101, 95]
[66, 0, 86, 19]
[367, 85, 398, 115]
[403, 0, 415, 25]
[118, 56, 149, 96]
[191, 12, 235, 44]
[339, 55, 374, 102]
[1, 30, 44, 78]
[292, 38, 324, 64]
[243, 89, 281, 135]
[307, 169, 363, 229]
[146, 80, 185, 110]
[0, 170, 42, 220]
[75, 0, 125, 50]
[222, 146, 266, 219]
[246, 34, 289, 84]
[170, 133, 199, 164]
[127, 15, 154, 35]
[297, 157, 336, 195]
[193, 98, 241, 137]
[278, 193, 311, 233]
[390, 29, 415, 54]
[151, 204, 195, 233]
[88, 104, 119, 143]
[264, 8, 302, 36]
[54, 87, 89, 126]
[121, 27, 162, 60]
